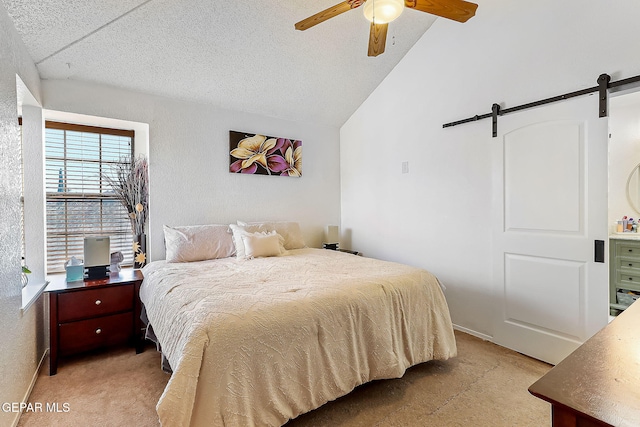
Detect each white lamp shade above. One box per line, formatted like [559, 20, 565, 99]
[363, 0, 404, 24]
[325, 225, 339, 243]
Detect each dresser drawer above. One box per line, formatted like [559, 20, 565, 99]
[616, 271, 640, 291]
[615, 242, 640, 258]
[617, 257, 640, 271]
[58, 285, 134, 323]
[59, 312, 133, 356]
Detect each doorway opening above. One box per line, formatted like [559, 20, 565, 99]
[608, 88, 640, 317]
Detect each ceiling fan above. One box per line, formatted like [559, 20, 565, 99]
[295, 0, 478, 57]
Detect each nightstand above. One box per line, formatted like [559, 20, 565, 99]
[46, 269, 144, 375]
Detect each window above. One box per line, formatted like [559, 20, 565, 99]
[45, 121, 135, 273]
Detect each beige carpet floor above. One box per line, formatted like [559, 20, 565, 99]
[18, 331, 551, 426]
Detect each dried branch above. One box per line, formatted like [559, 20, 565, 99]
[103, 155, 149, 235]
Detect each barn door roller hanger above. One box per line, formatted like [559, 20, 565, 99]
[443, 73, 640, 137]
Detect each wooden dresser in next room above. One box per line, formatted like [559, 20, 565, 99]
[45, 270, 144, 375]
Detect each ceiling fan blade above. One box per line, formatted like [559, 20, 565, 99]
[368, 22, 388, 57]
[405, 0, 478, 23]
[295, 1, 358, 31]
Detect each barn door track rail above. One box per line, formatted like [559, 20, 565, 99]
[443, 73, 640, 137]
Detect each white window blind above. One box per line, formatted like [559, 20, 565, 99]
[45, 121, 135, 273]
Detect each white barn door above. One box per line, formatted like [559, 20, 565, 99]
[492, 95, 608, 365]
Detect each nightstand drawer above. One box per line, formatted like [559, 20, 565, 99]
[59, 312, 132, 356]
[58, 285, 134, 323]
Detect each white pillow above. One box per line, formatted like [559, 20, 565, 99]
[163, 224, 235, 262]
[237, 221, 306, 250]
[229, 223, 272, 259]
[229, 224, 285, 259]
[241, 231, 284, 259]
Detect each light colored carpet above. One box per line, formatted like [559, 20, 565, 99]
[18, 331, 551, 426]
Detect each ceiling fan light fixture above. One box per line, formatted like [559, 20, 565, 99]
[363, 0, 404, 24]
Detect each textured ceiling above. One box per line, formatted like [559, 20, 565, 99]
[3, 0, 437, 126]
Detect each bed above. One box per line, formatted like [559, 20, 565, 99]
[140, 223, 457, 427]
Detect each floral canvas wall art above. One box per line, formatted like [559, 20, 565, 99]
[229, 131, 302, 177]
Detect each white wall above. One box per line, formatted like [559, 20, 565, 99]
[0, 3, 46, 426]
[341, 0, 640, 338]
[42, 79, 341, 262]
[21, 104, 46, 286]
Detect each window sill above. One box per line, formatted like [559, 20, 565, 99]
[21, 281, 49, 315]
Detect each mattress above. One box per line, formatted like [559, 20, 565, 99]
[140, 248, 456, 426]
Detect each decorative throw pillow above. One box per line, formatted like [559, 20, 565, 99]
[241, 231, 284, 259]
[229, 224, 285, 259]
[236, 221, 306, 250]
[163, 224, 235, 262]
[229, 223, 272, 259]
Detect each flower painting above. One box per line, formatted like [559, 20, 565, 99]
[229, 131, 302, 177]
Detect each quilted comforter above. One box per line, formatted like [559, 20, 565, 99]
[140, 248, 456, 426]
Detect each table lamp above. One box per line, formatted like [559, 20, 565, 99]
[323, 225, 339, 250]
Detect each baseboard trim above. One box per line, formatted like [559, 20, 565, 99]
[11, 348, 49, 427]
[453, 324, 493, 342]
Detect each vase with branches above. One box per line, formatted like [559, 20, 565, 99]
[104, 155, 149, 268]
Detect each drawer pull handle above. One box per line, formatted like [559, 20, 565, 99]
[95, 328, 102, 334]
[630, 278, 634, 281]
[95, 300, 101, 305]
[630, 263, 634, 267]
[630, 249, 634, 252]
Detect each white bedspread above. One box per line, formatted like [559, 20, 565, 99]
[140, 248, 456, 427]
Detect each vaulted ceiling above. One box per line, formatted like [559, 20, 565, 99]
[2, 0, 439, 126]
